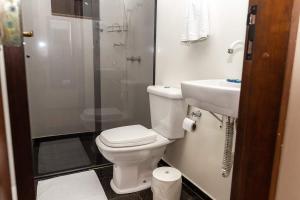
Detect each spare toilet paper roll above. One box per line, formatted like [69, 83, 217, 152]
[152, 167, 182, 200]
[182, 117, 196, 132]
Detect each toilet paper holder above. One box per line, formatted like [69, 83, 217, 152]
[186, 105, 201, 118]
[186, 105, 202, 121]
[186, 105, 224, 128]
[182, 105, 202, 133]
[190, 110, 202, 119]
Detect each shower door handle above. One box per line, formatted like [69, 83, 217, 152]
[23, 31, 34, 37]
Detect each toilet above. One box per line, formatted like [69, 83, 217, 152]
[95, 85, 186, 194]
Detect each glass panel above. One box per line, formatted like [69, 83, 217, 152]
[21, 0, 155, 177]
[99, 0, 154, 130]
[22, 0, 97, 138]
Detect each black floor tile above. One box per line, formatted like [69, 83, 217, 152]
[80, 133, 110, 165]
[181, 186, 205, 200]
[95, 166, 203, 200]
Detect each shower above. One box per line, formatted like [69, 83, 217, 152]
[20, 0, 156, 178]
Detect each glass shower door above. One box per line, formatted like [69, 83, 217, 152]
[21, 0, 104, 177]
[21, 0, 155, 178]
[22, 0, 98, 138]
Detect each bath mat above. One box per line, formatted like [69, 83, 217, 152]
[38, 138, 91, 174]
[37, 170, 107, 200]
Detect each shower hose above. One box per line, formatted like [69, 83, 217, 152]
[222, 117, 236, 178]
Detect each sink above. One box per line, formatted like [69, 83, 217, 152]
[181, 79, 241, 118]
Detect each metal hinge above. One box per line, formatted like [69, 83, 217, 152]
[245, 5, 258, 60]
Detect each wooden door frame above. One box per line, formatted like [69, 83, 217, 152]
[0, 78, 12, 200]
[2, 0, 298, 200]
[3, 46, 36, 200]
[269, 0, 300, 198]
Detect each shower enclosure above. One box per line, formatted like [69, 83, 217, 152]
[21, 0, 156, 178]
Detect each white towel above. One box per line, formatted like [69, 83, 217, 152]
[181, 0, 209, 44]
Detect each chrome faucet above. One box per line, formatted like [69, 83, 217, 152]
[113, 42, 125, 47]
[126, 56, 141, 63]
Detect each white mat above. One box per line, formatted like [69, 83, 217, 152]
[37, 171, 108, 200]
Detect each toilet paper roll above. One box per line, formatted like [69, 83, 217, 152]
[182, 117, 196, 132]
[152, 167, 182, 200]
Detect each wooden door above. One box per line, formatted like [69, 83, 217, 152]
[231, 0, 296, 199]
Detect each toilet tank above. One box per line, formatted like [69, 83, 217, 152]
[147, 86, 186, 139]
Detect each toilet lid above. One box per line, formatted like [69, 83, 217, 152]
[100, 125, 157, 148]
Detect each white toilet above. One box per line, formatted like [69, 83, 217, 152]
[95, 85, 186, 194]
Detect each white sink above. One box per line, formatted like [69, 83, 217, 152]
[181, 79, 241, 118]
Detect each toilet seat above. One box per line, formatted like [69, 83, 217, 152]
[100, 125, 157, 148]
[96, 129, 171, 153]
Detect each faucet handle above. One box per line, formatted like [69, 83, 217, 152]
[227, 40, 244, 54]
[126, 56, 141, 63]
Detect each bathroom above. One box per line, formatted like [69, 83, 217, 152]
[0, 0, 299, 200]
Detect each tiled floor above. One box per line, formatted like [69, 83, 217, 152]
[33, 134, 205, 200]
[95, 166, 204, 200]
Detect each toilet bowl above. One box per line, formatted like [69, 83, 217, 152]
[96, 86, 186, 194]
[96, 125, 172, 194]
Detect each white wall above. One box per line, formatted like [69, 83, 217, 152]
[275, 17, 300, 200]
[156, 0, 248, 199]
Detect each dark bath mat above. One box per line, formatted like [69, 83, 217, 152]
[38, 138, 91, 174]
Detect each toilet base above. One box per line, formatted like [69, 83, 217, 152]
[110, 179, 151, 194]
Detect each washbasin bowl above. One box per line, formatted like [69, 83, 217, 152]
[181, 79, 241, 118]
